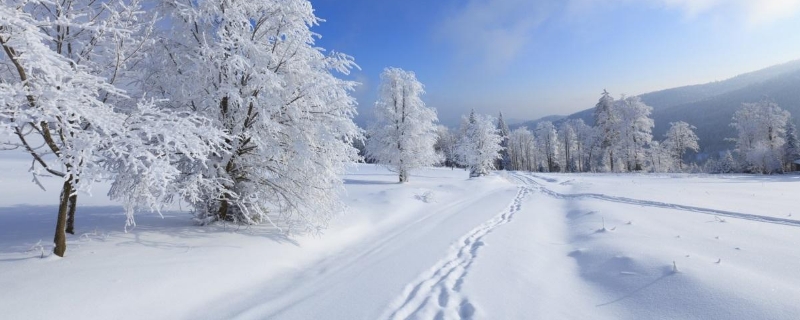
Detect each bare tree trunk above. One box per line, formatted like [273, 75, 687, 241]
[564, 137, 570, 172]
[610, 149, 615, 172]
[66, 193, 77, 234]
[399, 169, 408, 183]
[218, 199, 229, 221]
[54, 179, 73, 257]
[217, 156, 236, 222]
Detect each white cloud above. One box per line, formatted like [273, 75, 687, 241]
[572, 0, 800, 25]
[656, 0, 724, 16]
[438, 0, 557, 70]
[740, 0, 800, 25]
[352, 72, 371, 95]
[438, 0, 800, 71]
[655, 0, 800, 25]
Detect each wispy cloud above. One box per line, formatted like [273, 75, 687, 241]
[438, 0, 558, 70]
[438, 0, 800, 72]
[647, 0, 723, 17]
[572, 0, 800, 25]
[739, 0, 800, 25]
[654, 0, 800, 25]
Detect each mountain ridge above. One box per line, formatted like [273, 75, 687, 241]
[514, 59, 800, 156]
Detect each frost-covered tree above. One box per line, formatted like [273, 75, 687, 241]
[718, 150, 739, 173]
[0, 1, 224, 256]
[456, 110, 503, 177]
[508, 127, 536, 171]
[731, 99, 790, 174]
[352, 137, 368, 162]
[496, 112, 511, 170]
[434, 125, 459, 168]
[593, 90, 620, 172]
[617, 96, 653, 171]
[589, 92, 652, 172]
[367, 68, 440, 182]
[535, 121, 560, 172]
[705, 150, 738, 174]
[783, 120, 799, 171]
[647, 141, 673, 173]
[151, 0, 361, 230]
[559, 120, 582, 172]
[663, 121, 699, 171]
[573, 119, 598, 172]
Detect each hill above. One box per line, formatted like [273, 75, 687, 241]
[519, 59, 800, 157]
[513, 115, 566, 130]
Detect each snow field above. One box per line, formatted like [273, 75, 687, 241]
[2, 163, 800, 319]
[499, 172, 800, 319]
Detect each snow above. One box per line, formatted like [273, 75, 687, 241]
[2, 160, 800, 319]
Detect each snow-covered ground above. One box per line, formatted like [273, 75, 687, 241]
[1, 161, 799, 319]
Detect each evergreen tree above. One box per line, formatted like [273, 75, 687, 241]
[708, 150, 739, 174]
[784, 120, 800, 171]
[496, 112, 511, 170]
[719, 150, 739, 173]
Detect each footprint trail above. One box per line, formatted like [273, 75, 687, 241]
[382, 185, 533, 320]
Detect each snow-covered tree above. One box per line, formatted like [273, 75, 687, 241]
[573, 119, 599, 172]
[0, 1, 225, 256]
[616, 96, 654, 171]
[352, 137, 368, 162]
[589, 92, 653, 172]
[434, 125, 459, 168]
[456, 110, 503, 177]
[558, 120, 582, 172]
[496, 112, 511, 170]
[718, 150, 739, 173]
[663, 121, 699, 171]
[508, 127, 536, 171]
[731, 99, 790, 174]
[366, 68, 440, 182]
[535, 121, 560, 172]
[646, 141, 673, 172]
[783, 120, 799, 171]
[151, 0, 362, 230]
[593, 90, 620, 172]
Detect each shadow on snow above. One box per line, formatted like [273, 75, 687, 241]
[0, 205, 297, 257]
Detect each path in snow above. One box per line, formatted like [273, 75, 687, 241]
[513, 173, 800, 227]
[190, 174, 522, 320]
[382, 185, 533, 320]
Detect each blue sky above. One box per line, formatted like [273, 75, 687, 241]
[311, 0, 800, 126]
